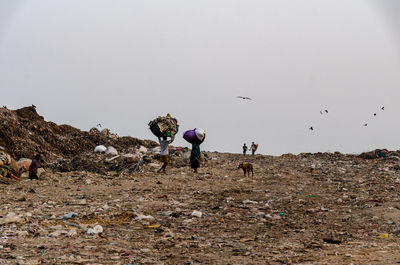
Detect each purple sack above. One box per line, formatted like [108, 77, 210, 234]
[183, 129, 198, 144]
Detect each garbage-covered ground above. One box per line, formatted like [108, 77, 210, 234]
[2, 151, 400, 264]
[2, 107, 400, 264]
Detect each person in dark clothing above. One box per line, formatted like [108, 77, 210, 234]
[29, 154, 40, 180]
[251, 142, 258, 156]
[190, 143, 201, 173]
[243, 143, 248, 156]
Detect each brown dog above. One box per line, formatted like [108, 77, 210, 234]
[238, 163, 254, 177]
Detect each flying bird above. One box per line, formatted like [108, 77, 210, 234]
[96, 123, 102, 127]
[237, 96, 252, 100]
[373, 113, 377, 116]
[325, 110, 328, 113]
[309, 126, 314, 131]
[381, 106, 385, 110]
[364, 123, 368, 127]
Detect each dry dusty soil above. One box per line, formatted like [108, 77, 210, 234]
[1, 152, 400, 264]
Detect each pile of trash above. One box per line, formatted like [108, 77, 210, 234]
[0, 107, 211, 176]
[357, 149, 400, 159]
[48, 144, 201, 174]
[89, 127, 119, 141]
[0, 106, 157, 163]
[148, 114, 179, 142]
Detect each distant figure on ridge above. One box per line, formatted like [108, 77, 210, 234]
[251, 142, 258, 156]
[243, 143, 248, 156]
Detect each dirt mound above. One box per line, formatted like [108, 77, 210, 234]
[0, 106, 156, 163]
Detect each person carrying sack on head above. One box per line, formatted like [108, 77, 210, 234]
[158, 136, 172, 173]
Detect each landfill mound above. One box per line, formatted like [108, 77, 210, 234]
[0, 106, 157, 164]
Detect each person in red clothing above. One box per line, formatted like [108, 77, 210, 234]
[29, 154, 40, 180]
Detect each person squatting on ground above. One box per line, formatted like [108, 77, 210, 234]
[158, 136, 172, 173]
[251, 142, 258, 156]
[243, 143, 248, 156]
[190, 142, 201, 173]
[29, 154, 40, 180]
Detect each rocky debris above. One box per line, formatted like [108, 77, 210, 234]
[46, 148, 194, 174]
[1, 151, 400, 264]
[0, 212, 27, 225]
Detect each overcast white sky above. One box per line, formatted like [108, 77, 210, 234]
[1, 0, 400, 155]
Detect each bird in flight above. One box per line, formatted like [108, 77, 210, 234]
[364, 123, 368, 127]
[325, 110, 328, 113]
[381, 106, 385, 110]
[373, 113, 377, 117]
[309, 126, 314, 131]
[96, 123, 102, 127]
[237, 96, 252, 100]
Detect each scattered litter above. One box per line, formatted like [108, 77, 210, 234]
[191, 210, 203, 218]
[87, 225, 104, 235]
[60, 212, 78, 220]
[94, 145, 107, 153]
[380, 233, 389, 239]
[105, 146, 118, 156]
[147, 224, 161, 228]
[136, 214, 154, 221]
